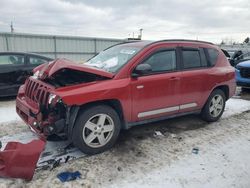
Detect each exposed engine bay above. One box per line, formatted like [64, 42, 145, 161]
[44, 68, 109, 88]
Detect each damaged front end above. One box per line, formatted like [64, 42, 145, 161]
[16, 77, 67, 137]
[16, 59, 112, 138]
[2, 59, 114, 180]
[3, 59, 113, 180]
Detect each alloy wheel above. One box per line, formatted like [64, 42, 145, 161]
[82, 114, 115, 148]
[209, 94, 224, 117]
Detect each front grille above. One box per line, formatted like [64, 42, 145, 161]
[239, 67, 250, 78]
[24, 77, 51, 105]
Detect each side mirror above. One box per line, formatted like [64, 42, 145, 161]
[132, 64, 152, 77]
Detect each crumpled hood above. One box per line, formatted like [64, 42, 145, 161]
[33, 58, 114, 80]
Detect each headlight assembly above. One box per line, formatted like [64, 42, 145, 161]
[48, 94, 57, 105]
[33, 70, 40, 79]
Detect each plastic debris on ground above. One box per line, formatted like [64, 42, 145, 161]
[0, 139, 46, 180]
[0, 132, 85, 180]
[170, 133, 177, 138]
[153, 131, 164, 138]
[192, 147, 199, 154]
[170, 133, 183, 141]
[57, 171, 81, 182]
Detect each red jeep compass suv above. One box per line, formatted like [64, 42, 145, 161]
[16, 40, 236, 154]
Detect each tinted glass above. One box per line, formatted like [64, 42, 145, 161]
[0, 55, 24, 65]
[182, 50, 201, 69]
[29, 56, 48, 65]
[207, 48, 219, 66]
[143, 50, 176, 72]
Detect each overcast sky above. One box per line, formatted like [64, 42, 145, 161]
[0, 0, 249, 43]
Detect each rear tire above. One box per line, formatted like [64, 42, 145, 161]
[72, 105, 121, 155]
[201, 89, 226, 122]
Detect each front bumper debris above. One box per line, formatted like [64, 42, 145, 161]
[0, 139, 45, 181]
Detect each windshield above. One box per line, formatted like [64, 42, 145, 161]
[85, 45, 141, 73]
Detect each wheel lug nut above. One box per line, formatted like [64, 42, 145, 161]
[94, 127, 97, 130]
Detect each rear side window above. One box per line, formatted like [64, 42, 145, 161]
[182, 50, 202, 69]
[29, 56, 48, 65]
[143, 50, 176, 72]
[207, 48, 219, 66]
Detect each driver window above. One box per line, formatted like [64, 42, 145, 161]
[143, 50, 176, 72]
[0, 55, 25, 65]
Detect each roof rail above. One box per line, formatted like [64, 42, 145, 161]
[101, 39, 214, 53]
[155, 39, 214, 45]
[102, 40, 143, 51]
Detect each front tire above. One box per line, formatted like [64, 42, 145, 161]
[201, 89, 226, 122]
[72, 105, 121, 155]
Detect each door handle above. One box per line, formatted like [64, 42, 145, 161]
[136, 85, 144, 89]
[169, 77, 180, 81]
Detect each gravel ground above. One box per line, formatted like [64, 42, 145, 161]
[0, 89, 250, 188]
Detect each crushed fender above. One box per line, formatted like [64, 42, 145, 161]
[0, 139, 46, 181]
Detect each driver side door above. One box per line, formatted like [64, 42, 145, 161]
[130, 48, 181, 122]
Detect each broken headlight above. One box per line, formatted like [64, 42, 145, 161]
[48, 94, 63, 110]
[48, 94, 57, 105]
[33, 70, 40, 79]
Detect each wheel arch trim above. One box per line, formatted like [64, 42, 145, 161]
[67, 99, 125, 141]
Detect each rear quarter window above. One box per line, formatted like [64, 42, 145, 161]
[29, 56, 49, 65]
[207, 48, 219, 66]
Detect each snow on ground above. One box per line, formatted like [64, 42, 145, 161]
[0, 100, 20, 124]
[223, 98, 250, 118]
[110, 124, 250, 188]
[0, 96, 250, 187]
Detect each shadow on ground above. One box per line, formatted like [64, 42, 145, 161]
[117, 114, 207, 145]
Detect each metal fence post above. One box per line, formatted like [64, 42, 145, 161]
[94, 38, 97, 55]
[53, 36, 57, 58]
[5, 34, 9, 51]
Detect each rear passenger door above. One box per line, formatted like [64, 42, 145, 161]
[0, 54, 26, 96]
[178, 47, 209, 112]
